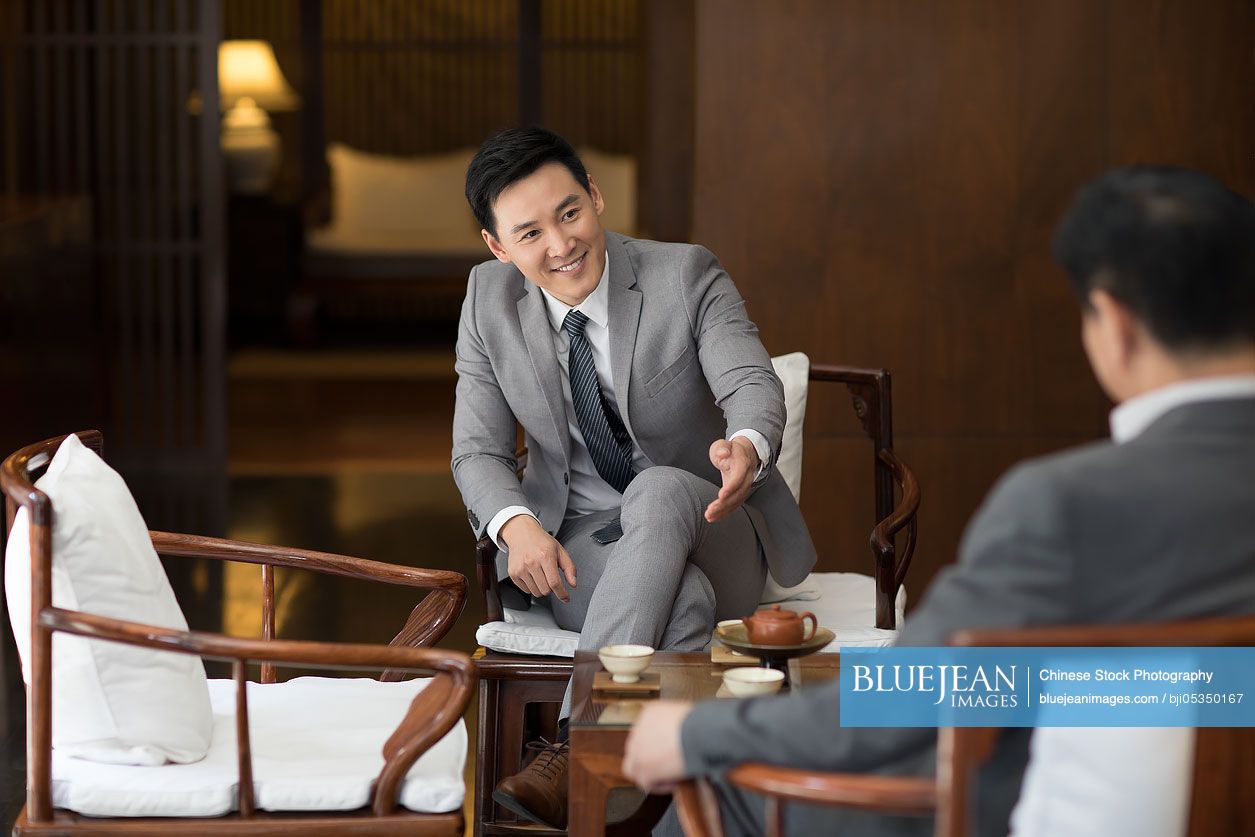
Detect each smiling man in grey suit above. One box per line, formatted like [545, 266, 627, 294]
[623, 165, 1255, 835]
[452, 127, 817, 828]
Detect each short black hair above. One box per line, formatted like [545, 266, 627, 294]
[1052, 165, 1255, 352]
[465, 127, 591, 237]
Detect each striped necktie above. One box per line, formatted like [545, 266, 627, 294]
[562, 309, 635, 494]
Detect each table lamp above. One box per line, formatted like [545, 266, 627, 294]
[218, 40, 299, 194]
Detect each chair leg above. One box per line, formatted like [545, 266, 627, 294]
[474, 678, 501, 837]
[473, 656, 573, 834]
[496, 682, 531, 824]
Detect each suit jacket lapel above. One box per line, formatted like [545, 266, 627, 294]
[606, 233, 643, 441]
[518, 283, 571, 461]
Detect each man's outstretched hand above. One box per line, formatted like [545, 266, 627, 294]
[705, 436, 760, 522]
[501, 514, 577, 603]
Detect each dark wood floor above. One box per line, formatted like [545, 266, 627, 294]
[1, 347, 480, 832]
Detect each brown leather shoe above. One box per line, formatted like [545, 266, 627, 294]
[493, 739, 569, 829]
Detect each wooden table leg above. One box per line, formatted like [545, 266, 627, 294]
[569, 751, 618, 837]
[569, 733, 672, 837]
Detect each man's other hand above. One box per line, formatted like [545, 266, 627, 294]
[623, 701, 695, 792]
[501, 515, 577, 603]
[705, 436, 759, 522]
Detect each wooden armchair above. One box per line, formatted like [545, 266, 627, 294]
[675, 616, 1255, 837]
[470, 361, 919, 835]
[3, 430, 474, 835]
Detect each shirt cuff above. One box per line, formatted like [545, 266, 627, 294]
[729, 429, 771, 483]
[486, 506, 537, 550]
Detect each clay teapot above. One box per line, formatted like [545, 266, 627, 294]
[743, 604, 818, 646]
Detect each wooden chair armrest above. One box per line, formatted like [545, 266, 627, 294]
[377, 664, 475, 815]
[807, 364, 887, 386]
[872, 448, 920, 590]
[41, 605, 472, 676]
[727, 763, 937, 815]
[675, 779, 724, 837]
[38, 606, 476, 816]
[148, 530, 467, 656]
[471, 444, 529, 624]
[475, 534, 505, 623]
[950, 615, 1255, 648]
[149, 530, 465, 593]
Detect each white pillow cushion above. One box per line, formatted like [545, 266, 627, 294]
[761, 352, 809, 602]
[578, 147, 637, 237]
[769, 351, 809, 504]
[327, 143, 480, 241]
[50, 677, 466, 817]
[4, 434, 212, 765]
[1010, 728, 1194, 837]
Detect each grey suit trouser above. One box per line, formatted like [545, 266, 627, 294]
[547, 466, 768, 717]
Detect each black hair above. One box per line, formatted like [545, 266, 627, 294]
[1052, 165, 1255, 352]
[465, 127, 591, 237]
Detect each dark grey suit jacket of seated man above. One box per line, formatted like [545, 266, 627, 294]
[681, 394, 1255, 837]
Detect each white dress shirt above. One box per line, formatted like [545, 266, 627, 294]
[487, 251, 772, 548]
[1108, 374, 1255, 443]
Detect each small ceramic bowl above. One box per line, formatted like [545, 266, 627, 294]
[722, 666, 785, 697]
[598, 644, 655, 683]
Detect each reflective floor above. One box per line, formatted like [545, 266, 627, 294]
[1, 348, 483, 830]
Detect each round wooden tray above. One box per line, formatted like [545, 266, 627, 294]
[714, 622, 835, 661]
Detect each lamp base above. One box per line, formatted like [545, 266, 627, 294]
[221, 97, 280, 194]
[222, 125, 279, 194]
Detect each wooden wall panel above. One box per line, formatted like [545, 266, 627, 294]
[693, 0, 1255, 602]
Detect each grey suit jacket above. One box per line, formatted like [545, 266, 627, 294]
[451, 232, 817, 586]
[682, 396, 1255, 837]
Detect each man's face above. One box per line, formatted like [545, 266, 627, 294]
[482, 162, 607, 307]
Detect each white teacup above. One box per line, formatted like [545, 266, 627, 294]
[715, 619, 748, 656]
[723, 666, 785, 697]
[598, 644, 655, 684]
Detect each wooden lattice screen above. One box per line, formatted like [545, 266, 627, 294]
[0, 0, 227, 550]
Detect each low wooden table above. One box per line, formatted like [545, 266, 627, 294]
[568, 651, 841, 836]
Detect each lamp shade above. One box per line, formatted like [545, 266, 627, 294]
[218, 40, 299, 111]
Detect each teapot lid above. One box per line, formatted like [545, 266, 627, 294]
[751, 604, 799, 621]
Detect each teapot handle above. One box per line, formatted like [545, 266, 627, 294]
[800, 612, 818, 641]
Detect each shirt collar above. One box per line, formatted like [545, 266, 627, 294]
[1109, 374, 1255, 442]
[540, 251, 611, 334]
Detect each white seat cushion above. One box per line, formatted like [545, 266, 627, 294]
[809, 572, 904, 649]
[50, 676, 467, 817]
[5, 434, 213, 765]
[476, 603, 580, 657]
[475, 571, 904, 657]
